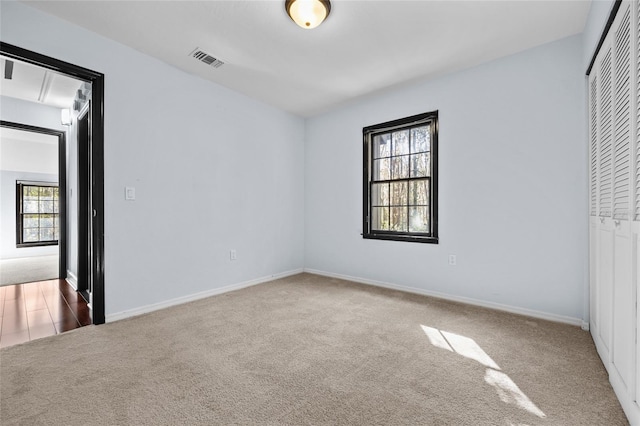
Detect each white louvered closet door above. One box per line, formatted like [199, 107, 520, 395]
[595, 35, 615, 361]
[589, 72, 600, 340]
[591, 76, 599, 217]
[600, 45, 614, 219]
[614, 8, 632, 222]
[589, 1, 640, 421]
[635, 0, 640, 410]
[637, 0, 640, 224]
[611, 3, 634, 395]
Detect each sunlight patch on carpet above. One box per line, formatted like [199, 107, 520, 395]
[421, 324, 546, 419]
[485, 369, 546, 418]
[421, 325, 499, 369]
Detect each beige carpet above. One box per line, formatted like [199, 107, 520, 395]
[0, 273, 627, 425]
[0, 255, 58, 287]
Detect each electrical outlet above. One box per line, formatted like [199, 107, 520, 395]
[448, 254, 457, 266]
[230, 249, 237, 261]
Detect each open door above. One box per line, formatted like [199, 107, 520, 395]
[76, 105, 91, 305]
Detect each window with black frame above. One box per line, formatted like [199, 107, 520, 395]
[16, 182, 59, 247]
[363, 111, 438, 243]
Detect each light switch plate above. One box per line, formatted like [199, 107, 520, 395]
[125, 187, 136, 200]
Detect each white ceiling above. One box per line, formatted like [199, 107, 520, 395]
[23, 0, 591, 117]
[1, 56, 83, 109]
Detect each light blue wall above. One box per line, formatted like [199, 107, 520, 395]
[304, 35, 587, 322]
[1, 1, 305, 317]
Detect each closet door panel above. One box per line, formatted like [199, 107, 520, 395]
[596, 33, 615, 364]
[590, 220, 600, 331]
[613, 223, 633, 390]
[598, 224, 615, 359]
[635, 229, 640, 404]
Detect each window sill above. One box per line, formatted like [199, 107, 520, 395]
[17, 241, 59, 248]
[363, 233, 438, 244]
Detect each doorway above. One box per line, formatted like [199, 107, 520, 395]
[0, 122, 66, 282]
[0, 42, 105, 324]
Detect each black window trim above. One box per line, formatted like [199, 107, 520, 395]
[363, 111, 439, 244]
[16, 180, 60, 248]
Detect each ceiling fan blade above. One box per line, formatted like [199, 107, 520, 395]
[4, 60, 14, 80]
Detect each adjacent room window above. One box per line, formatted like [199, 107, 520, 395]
[363, 111, 438, 243]
[16, 182, 59, 247]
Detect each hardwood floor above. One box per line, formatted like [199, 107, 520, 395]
[0, 279, 91, 348]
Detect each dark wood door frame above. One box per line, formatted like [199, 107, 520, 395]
[1, 121, 67, 280]
[1, 42, 106, 324]
[76, 105, 90, 303]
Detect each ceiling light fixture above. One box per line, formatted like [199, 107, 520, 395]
[285, 0, 331, 29]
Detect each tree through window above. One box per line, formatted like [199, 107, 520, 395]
[16, 182, 59, 247]
[363, 111, 438, 243]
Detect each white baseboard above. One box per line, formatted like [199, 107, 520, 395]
[304, 268, 585, 328]
[66, 270, 78, 290]
[105, 268, 303, 323]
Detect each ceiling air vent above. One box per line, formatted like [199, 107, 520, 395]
[189, 48, 224, 69]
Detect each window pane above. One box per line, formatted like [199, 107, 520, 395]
[40, 201, 54, 213]
[40, 228, 54, 241]
[53, 199, 59, 213]
[373, 134, 391, 159]
[392, 130, 409, 156]
[23, 214, 39, 228]
[24, 201, 39, 213]
[371, 207, 389, 231]
[390, 181, 408, 206]
[391, 156, 409, 179]
[24, 186, 39, 198]
[373, 158, 390, 181]
[409, 180, 429, 206]
[40, 214, 54, 228]
[40, 187, 54, 199]
[390, 207, 408, 232]
[371, 183, 389, 206]
[410, 153, 430, 178]
[23, 228, 39, 242]
[409, 206, 429, 233]
[54, 227, 59, 241]
[53, 187, 59, 199]
[411, 126, 430, 153]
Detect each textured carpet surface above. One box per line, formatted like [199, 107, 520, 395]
[0, 255, 58, 286]
[0, 273, 628, 425]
